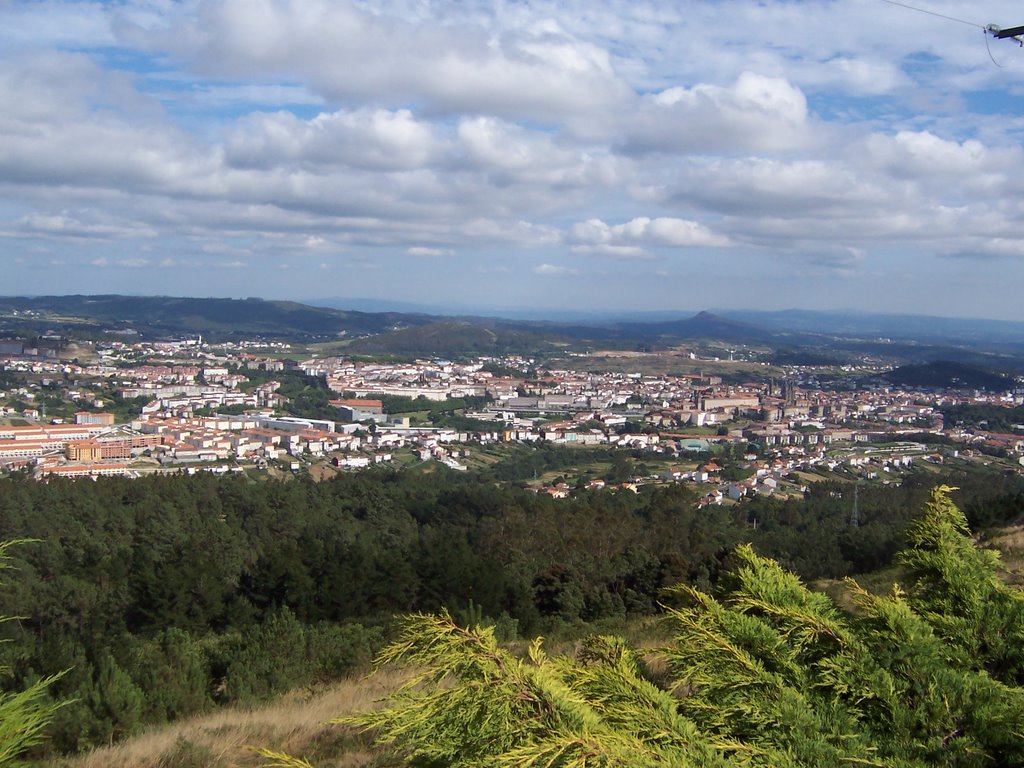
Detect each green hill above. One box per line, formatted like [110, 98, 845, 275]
[883, 360, 1013, 391]
[345, 320, 570, 356]
[0, 294, 429, 340]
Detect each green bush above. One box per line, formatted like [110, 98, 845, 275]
[224, 607, 307, 702]
[127, 628, 211, 722]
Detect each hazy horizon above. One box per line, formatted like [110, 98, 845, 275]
[8, 291, 1024, 331]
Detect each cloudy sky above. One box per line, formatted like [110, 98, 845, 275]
[3, 0, 1024, 319]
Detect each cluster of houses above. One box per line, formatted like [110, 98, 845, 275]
[685, 449, 921, 508]
[5, 341, 1024, 492]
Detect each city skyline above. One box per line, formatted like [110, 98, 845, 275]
[3, 1, 1024, 320]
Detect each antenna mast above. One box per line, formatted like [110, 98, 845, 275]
[987, 24, 1024, 45]
[880, 1, 1024, 52]
[850, 482, 860, 528]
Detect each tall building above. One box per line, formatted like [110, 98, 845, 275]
[75, 412, 116, 426]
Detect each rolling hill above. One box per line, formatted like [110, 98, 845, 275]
[1, 295, 1023, 372]
[0, 295, 432, 340]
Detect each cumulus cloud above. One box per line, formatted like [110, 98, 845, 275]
[664, 157, 874, 217]
[226, 108, 443, 171]
[572, 243, 647, 258]
[571, 216, 730, 257]
[801, 245, 867, 273]
[818, 57, 910, 96]
[190, 84, 324, 107]
[458, 219, 560, 246]
[613, 73, 815, 155]
[532, 263, 578, 275]
[946, 239, 1024, 260]
[861, 130, 1018, 194]
[407, 246, 453, 257]
[0, 2, 115, 49]
[8, 213, 157, 240]
[457, 116, 620, 186]
[139, 0, 632, 120]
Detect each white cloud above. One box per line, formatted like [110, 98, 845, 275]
[798, 245, 867, 273]
[0, 2, 115, 49]
[144, 0, 632, 120]
[227, 108, 443, 171]
[190, 84, 324, 107]
[862, 130, 1013, 187]
[611, 72, 815, 155]
[458, 219, 561, 246]
[571, 243, 647, 259]
[947, 238, 1024, 259]
[457, 116, 620, 186]
[407, 246, 453, 257]
[10, 213, 157, 240]
[819, 57, 909, 96]
[533, 263, 578, 275]
[571, 216, 730, 255]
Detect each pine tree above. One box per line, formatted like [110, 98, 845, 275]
[0, 540, 65, 765]
[898, 484, 1024, 684]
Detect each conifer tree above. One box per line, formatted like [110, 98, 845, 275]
[898, 485, 1024, 684]
[0, 540, 64, 765]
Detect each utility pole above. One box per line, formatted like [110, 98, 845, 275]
[850, 482, 860, 528]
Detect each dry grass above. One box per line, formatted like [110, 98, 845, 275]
[791, 470, 829, 484]
[49, 620, 664, 768]
[985, 524, 1024, 586]
[813, 565, 906, 616]
[307, 463, 341, 482]
[47, 668, 408, 768]
[987, 524, 1024, 552]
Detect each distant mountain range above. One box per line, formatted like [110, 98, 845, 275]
[1, 295, 1023, 372]
[306, 296, 702, 322]
[309, 297, 1024, 345]
[715, 309, 1024, 346]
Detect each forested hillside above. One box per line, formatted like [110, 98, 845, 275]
[0, 295, 427, 340]
[1, 463, 1023, 757]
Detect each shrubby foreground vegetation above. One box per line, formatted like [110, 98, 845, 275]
[340, 487, 1024, 768]
[0, 458, 1021, 759]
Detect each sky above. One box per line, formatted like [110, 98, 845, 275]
[3, 0, 1024, 320]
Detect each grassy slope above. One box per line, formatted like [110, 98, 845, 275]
[45, 668, 407, 768]
[46, 619, 669, 768]
[986, 524, 1024, 587]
